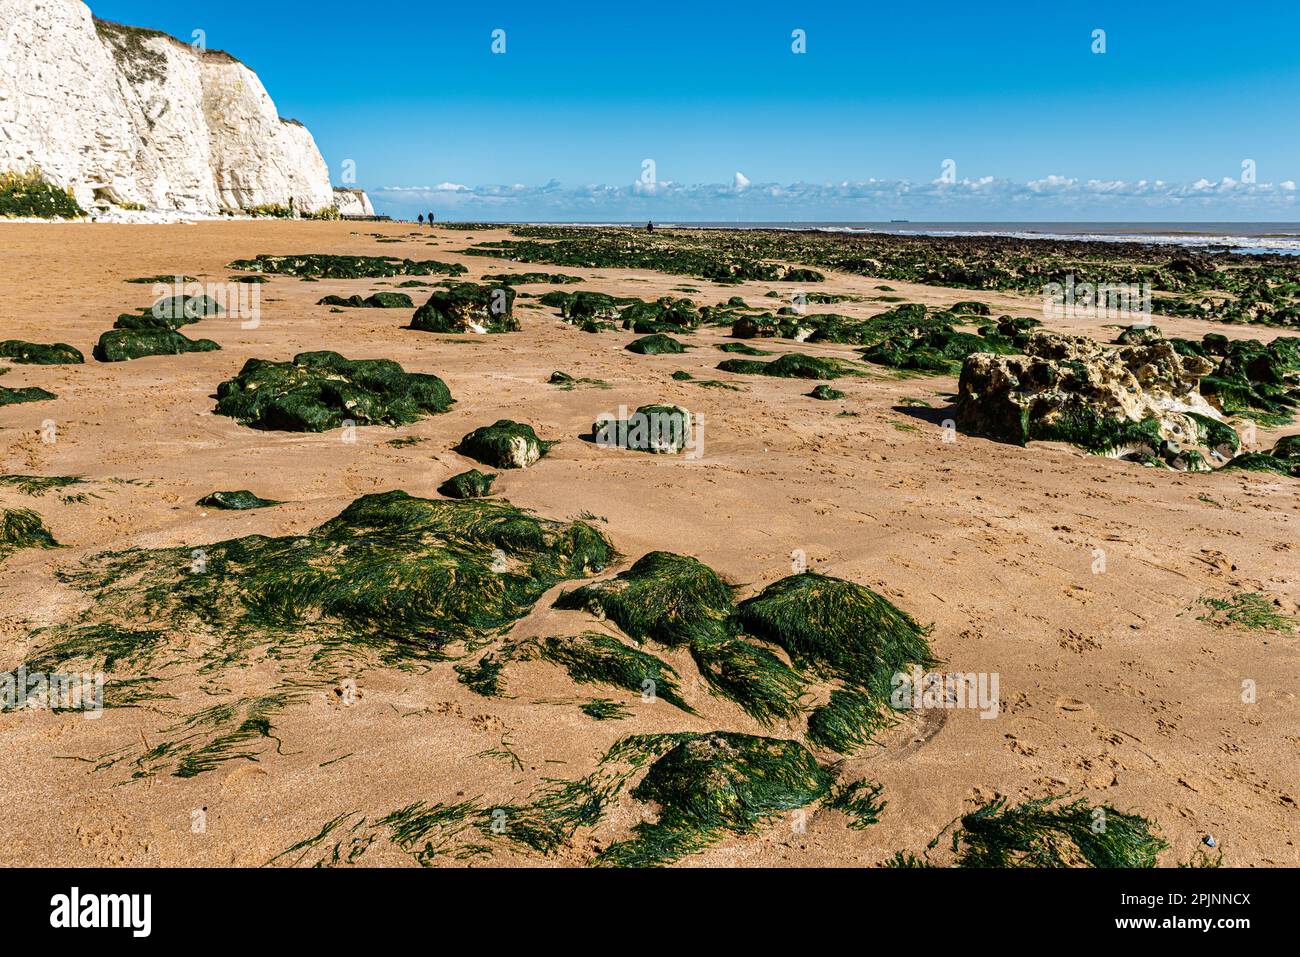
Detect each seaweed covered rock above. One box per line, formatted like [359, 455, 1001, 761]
[0, 386, 56, 406]
[626, 334, 686, 355]
[47, 491, 613, 663]
[809, 384, 844, 400]
[736, 572, 933, 694]
[540, 290, 627, 321]
[480, 272, 582, 285]
[317, 292, 414, 309]
[716, 341, 771, 356]
[410, 284, 518, 333]
[620, 297, 699, 332]
[0, 340, 84, 365]
[228, 254, 467, 279]
[731, 315, 779, 339]
[556, 551, 733, 646]
[196, 491, 281, 510]
[717, 353, 856, 380]
[93, 329, 220, 362]
[1116, 323, 1163, 345]
[214, 352, 454, 431]
[438, 469, 496, 498]
[113, 294, 222, 331]
[597, 733, 832, 866]
[1221, 435, 1300, 476]
[457, 420, 552, 468]
[956, 331, 1225, 458]
[593, 405, 695, 454]
[1194, 335, 1300, 425]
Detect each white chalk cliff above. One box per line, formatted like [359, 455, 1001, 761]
[0, 0, 367, 215]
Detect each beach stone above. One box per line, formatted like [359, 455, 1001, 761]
[956, 330, 1220, 450]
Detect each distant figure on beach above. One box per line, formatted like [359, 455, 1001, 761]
[646, 220, 654, 233]
[418, 214, 424, 226]
[428, 212, 435, 225]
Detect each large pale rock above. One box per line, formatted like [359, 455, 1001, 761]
[0, 0, 340, 215]
[956, 330, 1219, 449]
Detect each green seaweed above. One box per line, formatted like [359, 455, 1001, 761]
[945, 795, 1167, 868]
[0, 507, 59, 556]
[596, 733, 833, 867]
[807, 688, 895, 753]
[1197, 592, 1296, 632]
[809, 384, 845, 400]
[826, 779, 887, 829]
[556, 551, 733, 647]
[688, 637, 806, 724]
[736, 572, 934, 697]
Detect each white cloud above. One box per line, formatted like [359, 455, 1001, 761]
[370, 174, 1300, 219]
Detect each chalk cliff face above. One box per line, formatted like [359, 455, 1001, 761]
[0, 0, 357, 215]
[334, 188, 376, 217]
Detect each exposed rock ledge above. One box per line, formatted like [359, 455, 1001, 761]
[0, 0, 368, 216]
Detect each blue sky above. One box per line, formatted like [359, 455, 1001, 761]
[93, 0, 1300, 220]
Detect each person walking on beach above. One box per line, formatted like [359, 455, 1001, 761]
[418, 214, 424, 226]
[428, 211, 435, 225]
[646, 220, 654, 233]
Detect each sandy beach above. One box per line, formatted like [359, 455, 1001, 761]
[0, 220, 1295, 867]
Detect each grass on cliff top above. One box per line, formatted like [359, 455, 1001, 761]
[0, 170, 84, 220]
[214, 351, 454, 432]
